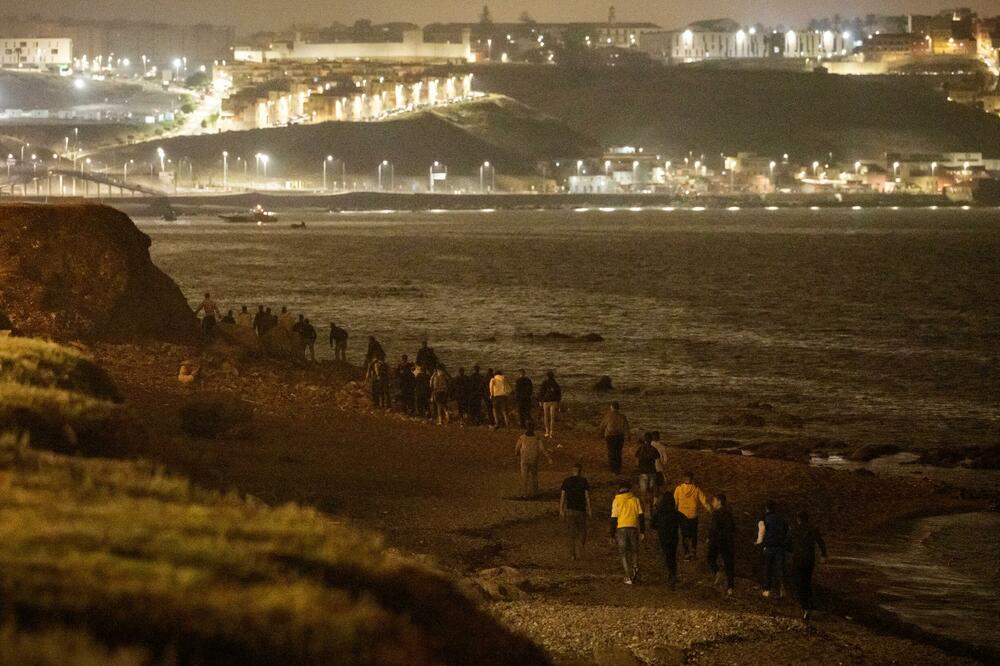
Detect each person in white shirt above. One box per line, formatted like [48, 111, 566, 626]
[515, 426, 552, 497]
[489, 369, 513, 429]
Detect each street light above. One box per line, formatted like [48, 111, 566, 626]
[854, 160, 862, 175]
[260, 154, 269, 180]
[931, 161, 938, 177]
[378, 160, 394, 190]
[156, 147, 165, 172]
[576, 159, 583, 177]
[323, 155, 333, 191]
[769, 160, 776, 182]
[893, 161, 900, 178]
[812, 161, 820, 177]
[479, 161, 495, 192]
[123, 158, 134, 180]
[222, 151, 228, 190]
[429, 160, 447, 192]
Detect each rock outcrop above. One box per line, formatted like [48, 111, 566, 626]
[0, 203, 196, 342]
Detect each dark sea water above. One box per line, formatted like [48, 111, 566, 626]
[139, 208, 1000, 451]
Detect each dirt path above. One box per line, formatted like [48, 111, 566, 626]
[93, 344, 988, 664]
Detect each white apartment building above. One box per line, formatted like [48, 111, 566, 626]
[779, 30, 850, 58]
[1, 37, 72, 67]
[641, 28, 766, 63]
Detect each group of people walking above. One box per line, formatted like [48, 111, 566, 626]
[194, 293, 349, 365]
[556, 415, 828, 620]
[363, 336, 564, 434]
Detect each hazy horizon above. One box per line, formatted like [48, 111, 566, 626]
[6, 1, 999, 33]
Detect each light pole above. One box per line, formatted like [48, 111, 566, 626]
[769, 160, 776, 187]
[378, 160, 393, 191]
[854, 160, 862, 175]
[931, 161, 937, 177]
[576, 159, 583, 177]
[20, 143, 29, 162]
[157, 147, 165, 172]
[812, 161, 820, 177]
[323, 155, 333, 191]
[222, 151, 228, 190]
[479, 161, 495, 192]
[260, 154, 269, 182]
[123, 159, 133, 181]
[893, 161, 901, 180]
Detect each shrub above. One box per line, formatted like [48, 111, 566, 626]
[0, 337, 121, 402]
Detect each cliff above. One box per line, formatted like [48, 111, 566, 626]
[0, 203, 196, 342]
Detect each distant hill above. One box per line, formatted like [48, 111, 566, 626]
[96, 96, 599, 177]
[471, 65, 1000, 159]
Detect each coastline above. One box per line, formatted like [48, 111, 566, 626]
[87, 341, 997, 664]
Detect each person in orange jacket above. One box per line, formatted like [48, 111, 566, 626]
[673, 471, 711, 560]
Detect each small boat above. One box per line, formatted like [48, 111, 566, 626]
[219, 205, 278, 223]
[289, 222, 307, 229]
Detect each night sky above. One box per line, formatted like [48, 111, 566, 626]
[15, 1, 1000, 33]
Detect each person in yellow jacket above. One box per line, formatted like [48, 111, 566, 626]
[673, 471, 711, 560]
[610, 480, 645, 585]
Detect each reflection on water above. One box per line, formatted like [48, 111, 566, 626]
[828, 512, 1000, 652]
[138, 209, 1000, 450]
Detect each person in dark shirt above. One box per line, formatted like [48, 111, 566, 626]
[467, 365, 485, 424]
[299, 318, 317, 362]
[788, 511, 828, 621]
[366, 336, 386, 366]
[756, 500, 789, 598]
[514, 369, 534, 428]
[395, 356, 415, 414]
[635, 433, 661, 516]
[707, 493, 737, 596]
[253, 305, 266, 337]
[221, 309, 236, 325]
[559, 464, 592, 560]
[328, 322, 348, 361]
[650, 491, 683, 588]
[415, 340, 439, 373]
[413, 365, 431, 418]
[452, 367, 472, 421]
[538, 370, 562, 438]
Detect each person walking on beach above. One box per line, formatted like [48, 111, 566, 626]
[489, 369, 513, 429]
[788, 511, 827, 620]
[278, 306, 295, 330]
[559, 463, 591, 560]
[599, 402, 630, 474]
[468, 365, 485, 424]
[707, 494, 737, 596]
[756, 500, 789, 598]
[194, 292, 221, 338]
[416, 340, 439, 373]
[329, 322, 348, 361]
[484, 368, 496, 426]
[674, 472, 711, 560]
[396, 356, 415, 414]
[636, 433, 661, 516]
[515, 369, 534, 429]
[366, 357, 389, 409]
[299, 318, 317, 362]
[651, 491, 683, 589]
[365, 336, 386, 367]
[651, 431, 669, 492]
[221, 309, 236, 325]
[430, 366, 450, 425]
[610, 480, 645, 585]
[413, 365, 431, 418]
[253, 305, 266, 337]
[538, 370, 562, 438]
[453, 367, 472, 421]
[236, 305, 253, 329]
[515, 426, 552, 497]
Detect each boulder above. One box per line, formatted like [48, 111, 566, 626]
[593, 375, 614, 392]
[468, 566, 529, 601]
[0, 203, 196, 342]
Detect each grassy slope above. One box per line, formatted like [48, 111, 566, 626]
[471, 65, 1000, 159]
[0, 337, 547, 665]
[95, 96, 599, 177]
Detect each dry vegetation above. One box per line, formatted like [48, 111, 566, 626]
[0, 337, 547, 664]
